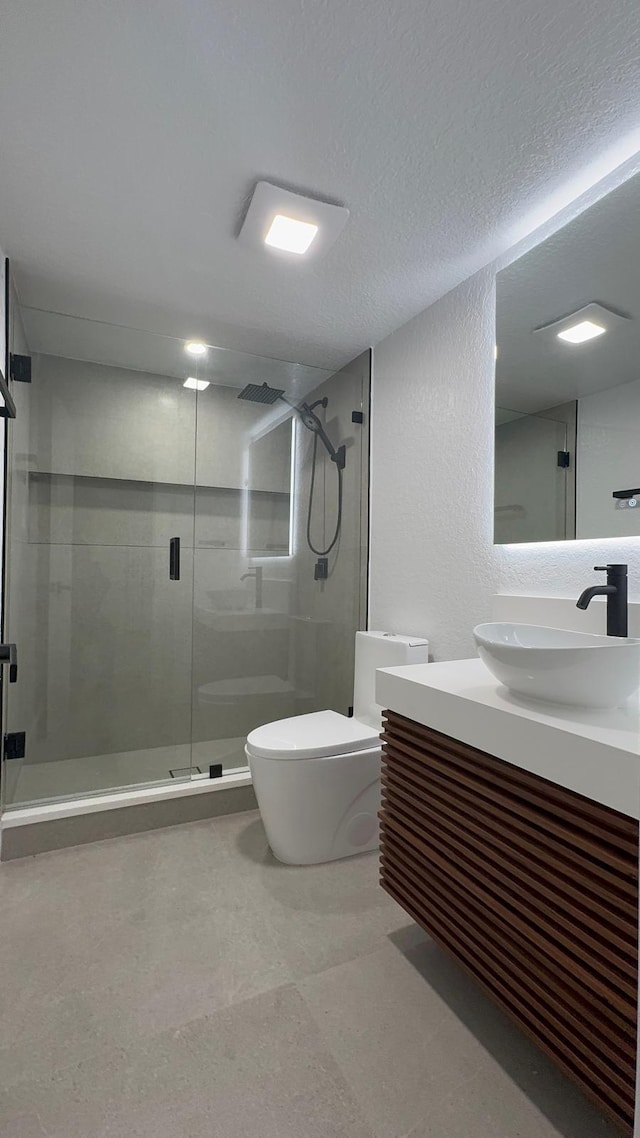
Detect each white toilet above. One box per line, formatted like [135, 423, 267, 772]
[246, 631, 428, 865]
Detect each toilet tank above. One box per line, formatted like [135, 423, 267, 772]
[353, 631, 428, 728]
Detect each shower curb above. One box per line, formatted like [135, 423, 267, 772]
[0, 773, 256, 861]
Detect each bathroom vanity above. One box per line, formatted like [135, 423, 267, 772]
[376, 659, 639, 1135]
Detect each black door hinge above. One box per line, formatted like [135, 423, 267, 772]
[10, 354, 31, 383]
[4, 732, 26, 760]
[209, 763, 223, 779]
[557, 451, 570, 468]
[351, 410, 364, 424]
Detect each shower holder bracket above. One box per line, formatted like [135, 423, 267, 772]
[4, 731, 26, 760]
[332, 445, 346, 470]
[10, 354, 31, 383]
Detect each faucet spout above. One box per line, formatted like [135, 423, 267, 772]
[240, 566, 263, 609]
[576, 585, 615, 610]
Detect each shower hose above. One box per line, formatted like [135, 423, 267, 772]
[306, 429, 343, 557]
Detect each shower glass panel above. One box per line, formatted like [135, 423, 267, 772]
[190, 348, 370, 769]
[1, 307, 198, 807]
[1, 294, 368, 809]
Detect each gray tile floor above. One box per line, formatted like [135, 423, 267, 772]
[0, 810, 622, 1137]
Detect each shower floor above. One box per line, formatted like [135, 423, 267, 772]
[4, 736, 248, 809]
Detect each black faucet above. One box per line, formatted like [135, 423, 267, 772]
[576, 564, 628, 637]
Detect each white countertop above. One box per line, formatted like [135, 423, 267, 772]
[376, 658, 640, 819]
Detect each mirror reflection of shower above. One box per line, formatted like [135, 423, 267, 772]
[238, 382, 345, 573]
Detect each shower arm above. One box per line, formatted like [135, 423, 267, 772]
[279, 394, 346, 469]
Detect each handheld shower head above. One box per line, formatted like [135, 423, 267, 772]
[237, 382, 285, 405]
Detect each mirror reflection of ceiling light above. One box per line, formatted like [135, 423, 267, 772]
[265, 215, 319, 255]
[533, 302, 629, 346]
[183, 377, 210, 391]
[239, 181, 349, 260]
[184, 341, 207, 357]
[557, 320, 606, 344]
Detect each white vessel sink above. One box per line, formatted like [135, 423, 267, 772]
[473, 622, 640, 709]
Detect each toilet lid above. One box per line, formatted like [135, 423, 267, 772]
[246, 710, 380, 761]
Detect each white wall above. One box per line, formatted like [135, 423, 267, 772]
[370, 270, 640, 661]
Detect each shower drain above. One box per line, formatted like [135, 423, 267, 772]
[169, 766, 202, 779]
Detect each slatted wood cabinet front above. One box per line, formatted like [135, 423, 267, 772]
[379, 710, 639, 1135]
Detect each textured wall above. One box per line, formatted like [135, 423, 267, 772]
[370, 270, 640, 661]
[370, 272, 497, 660]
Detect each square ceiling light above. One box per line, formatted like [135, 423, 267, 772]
[265, 214, 318, 254]
[239, 181, 349, 260]
[533, 302, 629, 346]
[183, 377, 210, 391]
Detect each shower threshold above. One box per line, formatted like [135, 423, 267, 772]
[3, 736, 249, 811]
[0, 761, 255, 860]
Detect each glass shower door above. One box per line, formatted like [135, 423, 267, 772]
[1, 301, 198, 809]
[190, 349, 370, 775]
[0, 295, 369, 809]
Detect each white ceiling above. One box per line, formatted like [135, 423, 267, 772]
[2, 0, 640, 370]
[496, 169, 640, 413]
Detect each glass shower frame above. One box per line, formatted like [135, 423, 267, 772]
[0, 282, 370, 812]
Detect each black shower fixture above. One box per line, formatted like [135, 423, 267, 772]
[236, 382, 285, 405]
[238, 382, 345, 470]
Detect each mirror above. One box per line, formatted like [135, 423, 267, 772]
[494, 170, 640, 543]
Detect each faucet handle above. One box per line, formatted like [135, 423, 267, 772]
[594, 566, 608, 572]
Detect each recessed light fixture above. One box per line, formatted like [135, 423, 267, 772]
[183, 377, 210, 391]
[239, 181, 349, 260]
[533, 302, 629, 346]
[557, 320, 606, 344]
[184, 341, 207, 357]
[265, 214, 319, 255]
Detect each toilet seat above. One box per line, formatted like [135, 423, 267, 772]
[246, 709, 379, 761]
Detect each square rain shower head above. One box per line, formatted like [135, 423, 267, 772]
[237, 382, 285, 405]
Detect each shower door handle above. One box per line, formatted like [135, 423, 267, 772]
[0, 643, 18, 683]
[169, 537, 181, 581]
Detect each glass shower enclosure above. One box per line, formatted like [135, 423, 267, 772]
[0, 271, 370, 810]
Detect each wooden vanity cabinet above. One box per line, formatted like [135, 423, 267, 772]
[379, 709, 639, 1135]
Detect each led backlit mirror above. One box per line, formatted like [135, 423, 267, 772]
[494, 170, 640, 543]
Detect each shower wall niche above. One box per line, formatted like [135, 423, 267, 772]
[2, 310, 369, 809]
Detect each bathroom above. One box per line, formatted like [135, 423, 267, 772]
[2, 2, 640, 1136]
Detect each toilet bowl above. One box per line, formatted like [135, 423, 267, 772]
[246, 631, 428, 865]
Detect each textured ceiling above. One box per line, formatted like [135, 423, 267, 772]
[1, 0, 640, 369]
[496, 169, 640, 412]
